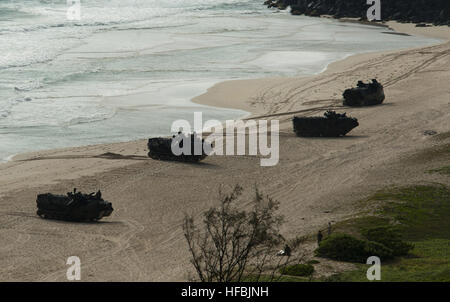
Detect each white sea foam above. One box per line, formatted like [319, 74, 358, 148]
[247, 51, 348, 74]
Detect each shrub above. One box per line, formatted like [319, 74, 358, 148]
[363, 227, 414, 256]
[315, 233, 395, 263]
[315, 233, 367, 262]
[183, 185, 301, 282]
[280, 264, 315, 277]
[364, 240, 394, 260]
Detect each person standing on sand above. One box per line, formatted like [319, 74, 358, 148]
[284, 244, 291, 257]
[328, 222, 332, 236]
[317, 231, 323, 246]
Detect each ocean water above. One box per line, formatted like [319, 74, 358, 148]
[0, 0, 439, 160]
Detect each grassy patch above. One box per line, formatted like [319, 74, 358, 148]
[369, 185, 450, 241]
[333, 216, 391, 238]
[280, 264, 315, 277]
[320, 185, 450, 282]
[323, 239, 450, 282]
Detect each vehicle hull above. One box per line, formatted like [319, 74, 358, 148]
[293, 111, 359, 137]
[36, 192, 113, 222]
[343, 80, 385, 107]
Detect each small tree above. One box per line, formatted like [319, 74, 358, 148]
[183, 185, 302, 282]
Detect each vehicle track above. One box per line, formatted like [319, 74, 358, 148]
[40, 218, 145, 281]
[247, 43, 450, 121]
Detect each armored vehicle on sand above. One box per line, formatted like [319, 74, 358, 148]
[343, 79, 385, 106]
[147, 132, 211, 162]
[36, 188, 113, 222]
[293, 111, 359, 137]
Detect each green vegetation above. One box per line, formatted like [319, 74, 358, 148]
[322, 185, 450, 281]
[199, 183, 450, 281]
[324, 239, 450, 282]
[280, 264, 315, 277]
[315, 233, 395, 263]
[369, 185, 450, 241]
[362, 227, 414, 256]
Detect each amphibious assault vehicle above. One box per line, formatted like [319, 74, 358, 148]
[343, 79, 385, 106]
[36, 188, 113, 222]
[147, 132, 211, 162]
[293, 111, 359, 137]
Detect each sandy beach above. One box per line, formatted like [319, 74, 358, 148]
[0, 22, 449, 281]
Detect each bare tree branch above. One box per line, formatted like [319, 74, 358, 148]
[182, 185, 305, 282]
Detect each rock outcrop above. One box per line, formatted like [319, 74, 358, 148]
[264, 0, 450, 26]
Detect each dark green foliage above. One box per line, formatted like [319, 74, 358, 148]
[364, 240, 394, 260]
[315, 234, 367, 263]
[322, 239, 450, 282]
[363, 227, 414, 256]
[280, 264, 314, 277]
[315, 233, 395, 263]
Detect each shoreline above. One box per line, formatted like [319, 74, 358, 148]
[0, 21, 449, 281]
[192, 21, 448, 115]
[5, 21, 444, 164]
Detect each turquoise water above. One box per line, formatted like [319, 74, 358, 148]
[0, 0, 439, 160]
